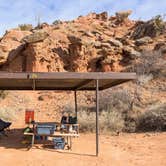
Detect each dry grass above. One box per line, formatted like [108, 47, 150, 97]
[136, 103, 166, 131]
[0, 90, 8, 99]
[78, 109, 124, 133]
[78, 103, 166, 133]
[19, 24, 33, 31]
[0, 107, 17, 121]
[134, 50, 165, 77]
[77, 89, 134, 133]
[77, 88, 166, 133]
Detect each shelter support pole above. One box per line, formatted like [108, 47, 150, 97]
[95, 79, 99, 156]
[32, 79, 36, 90]
[74, 91, 78, 121]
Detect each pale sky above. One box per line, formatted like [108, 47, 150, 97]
[0, 0, 166, 36]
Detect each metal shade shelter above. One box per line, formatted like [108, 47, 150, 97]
[0, 72, 136, 156]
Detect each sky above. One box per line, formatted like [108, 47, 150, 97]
[0, 0, 166, 36]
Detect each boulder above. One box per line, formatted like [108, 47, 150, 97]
[38, 94, 53, 101]
[84, 31, 94, 37]
[123, 46, 141, 59]
[154, 42, 165, 50]
[40, 22, 49, 29]
[96, 12, 108, 21]
[101, 42, 111, 48]
[102, 57, 116, 64]
[0, 50, 8, 65]
[0, 44, 8, 52]
[94, 41, 102, 48]
[116, 10, 132, 22]
[135, 36, 153, 46]
[154, 42, 166, 54]
[67, 35, 82, 44]
[108, 38, 123, 48]
[22, 31, 48, 43]
[91, 30, 102, 35]
[162, 47, 166, 54]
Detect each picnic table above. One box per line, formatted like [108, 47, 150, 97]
[24, 122, 79, 150]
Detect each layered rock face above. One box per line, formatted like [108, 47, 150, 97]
[0, 11, 165, 73]
[0, 11, 129, 72]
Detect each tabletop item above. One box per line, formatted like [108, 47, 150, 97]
[36, 123, 56, 135]
[25, 109, 34, 124]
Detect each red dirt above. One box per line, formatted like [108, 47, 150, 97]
[0, 130, 165, 166]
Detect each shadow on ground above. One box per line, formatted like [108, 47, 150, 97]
[0, 128, 96, 157]
[0, 128, 27, 150]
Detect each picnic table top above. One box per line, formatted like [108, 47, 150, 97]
[35, 122, 79, 126]
[24, 132, 79, 137]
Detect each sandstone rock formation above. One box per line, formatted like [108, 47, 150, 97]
[0, 11, 165, 74]
[22, 31, 48, 44]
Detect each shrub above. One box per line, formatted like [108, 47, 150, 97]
[76, 89, 138, 133]
[78, 109, 125, 133]
[0, 107, 17, 121]
[132, 15, 166, 39]
[99, 110, 125, 132]
[78, 110, 96, 132]
[64, 90, 165, 133]
[153, 15, 166, 33]
[136, 103, 166, 131]
[99, 89, 134, 113]
[52, 20, 62, 25]
[132, 50, 165, 81]
[19, 24, 33, 31]
[137, 74, 153, 85]
[135, 51, 163, 75]
[78, 102, 166, 133]
[0, 90, 8, 99]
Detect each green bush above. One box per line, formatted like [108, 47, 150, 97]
[19, 24, 33, 31]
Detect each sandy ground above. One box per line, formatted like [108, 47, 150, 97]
[0, 129, 166, 166]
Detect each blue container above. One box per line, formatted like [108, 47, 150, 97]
[37, 124, 55, 135]
[53, 137, 65, 149]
